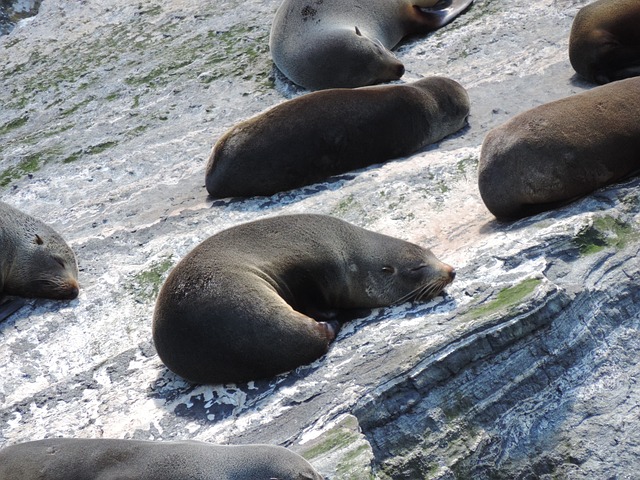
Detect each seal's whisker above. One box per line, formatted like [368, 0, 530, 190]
[394, 278, 447, 305]
[395, 285, 424, 305]
[416, 279, 448, 301]
[36, 276, 69, 288]
[416, 283, 438, 301]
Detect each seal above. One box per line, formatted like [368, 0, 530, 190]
[569, 0, 640, 84]
[0, 438, 323, 480]
[153, 214, 455, 384]
[206, 76, 470, 199]
[270, 0, 474, 90]
[478, 77, 640, 220]
[0, 201, 79, 301]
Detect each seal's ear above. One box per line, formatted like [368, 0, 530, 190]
[34, 234, 44, 245]
[355, 26, 362, 36]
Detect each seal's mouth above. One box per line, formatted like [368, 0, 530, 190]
[397, 265, 456, 304]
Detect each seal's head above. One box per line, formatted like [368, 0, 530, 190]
[304, 26, 405, 89]
[5, 229, 79, 300]
[351, 26, 405, 85]
[343, 235, 455, 308]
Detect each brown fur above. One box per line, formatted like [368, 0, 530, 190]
[569, 0, 640, 84]
[206, 77, 469, 199]
[153, 214, 454, 384]
[478, 77, 640, 220]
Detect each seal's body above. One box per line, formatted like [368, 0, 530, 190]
[153, 214, 455, 384]
[0, 201, 79, 300]
[478, 77, 640, 220]
[569, 0, 640, 84]
[0, 439, 323, 480]
[270, 0, 473, 90]
[206, 77, 469, 199]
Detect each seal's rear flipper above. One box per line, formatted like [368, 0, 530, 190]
[0, 297, 27, 322]
[415, 0, 473, 29]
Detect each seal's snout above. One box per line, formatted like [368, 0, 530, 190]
[448, 267, 456, 282]
[62, 278, 80, 299]
[396, 63, 405, 78]
[67, 285, 80, 300]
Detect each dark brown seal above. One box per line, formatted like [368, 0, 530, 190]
[478, 77, 640, 220]
[0, 201, 79, 301]
[0, 438, 323, 480]
[153, 214, 455, 384]
[206, 76, 469, 199]
[569, 0, 640, 84]
[270, 0, 474, 90]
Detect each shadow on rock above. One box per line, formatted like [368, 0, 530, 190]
[148, 362, 325, 424]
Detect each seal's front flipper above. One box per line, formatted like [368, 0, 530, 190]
[0, 296, 27, 322]
[415, 0, 473, 29]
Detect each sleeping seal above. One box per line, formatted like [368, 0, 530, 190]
[0, 201, 79, 302]
[0, 438, 323, 480]
[206, 76, 469, 199]
[478, 77, 640, 219]
[270, 0, 474, 90]
[153, 214, 455, 384]
[569, 0, 640, 84]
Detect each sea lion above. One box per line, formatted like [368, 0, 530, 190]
[153, 214, 455, 384]
[270, 0, 474, 90]
[206, 76, 470, 199]
[0, 201, 79, 302]
[478, 77, 640, 220]
[569, 0, 640, 84]
[0, 438, 323, 480]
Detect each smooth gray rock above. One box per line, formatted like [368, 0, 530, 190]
[1, 0, 639, 478]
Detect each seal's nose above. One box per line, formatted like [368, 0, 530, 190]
[443, 265, 456, 282]
[396, 63, 405, 78]
[64, 278, 80, 299]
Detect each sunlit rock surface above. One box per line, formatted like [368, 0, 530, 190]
[1, 0, 639, 478]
